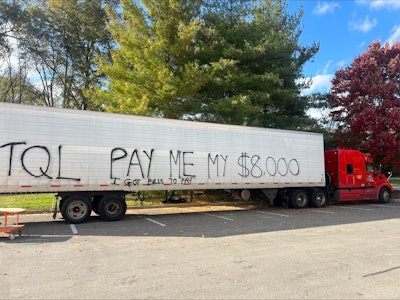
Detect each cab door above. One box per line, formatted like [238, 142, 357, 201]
[364, 162, 378, 199]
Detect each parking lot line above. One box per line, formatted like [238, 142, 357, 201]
[70, 224, 78, 234]
[369, 204, 399, 208]
[255, 211, 289, 218]
[339, 206, 373, 211]
[145, 218, 166, 227]
[201, 212, 235, 221]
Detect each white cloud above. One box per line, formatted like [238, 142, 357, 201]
[349, 15, 377, 32]
[312, 1, 340, 16]
[357, 0, 400, 10]
[301, 74, 332, 95]
[306, 107, 331, 121]
[387, 25, 400, 44]
[322, 60, 332, 74]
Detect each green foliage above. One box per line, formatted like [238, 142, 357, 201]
[2, 0, 115, 109]
[90, 0, 210, 117]
[91, 0, 319, 130]
[0, 75, 43, 104]
[192, 0, 319, 129]
[0, 0, 25, 52]
[330, 41, 400, 171]
[1, 0, 321, 132]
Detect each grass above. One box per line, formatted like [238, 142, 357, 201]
[0, 193, 164, 212]
[0, 194, 54, 211]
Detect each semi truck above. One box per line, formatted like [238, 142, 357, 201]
[0, 103, 394, 223]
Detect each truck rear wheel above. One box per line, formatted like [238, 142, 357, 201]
[379, 187, 390, 203]
[309, 189, 327, 208]
[98, 194, 126, 221]
[60, 194, 92, 224]
[290, 189, 309, 209]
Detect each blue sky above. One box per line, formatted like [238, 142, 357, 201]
[287, 0, 400, 95]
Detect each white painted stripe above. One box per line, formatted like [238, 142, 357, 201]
[369, 204, 399, 208]
[339, 206, 373, 211]
[256, 211, 289, 218]
[311, 210, 335, 214]
[70, 224, 78, 235]
[201, 212, 235, 221]
[145, 218, 166, 227]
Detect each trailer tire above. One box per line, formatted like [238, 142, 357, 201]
[60, 194, 92, 224]
[240, 189, 251, 201]
[309, 189, 327, 208]
[290, 189, 309, 209]
[98, 194, 126, 221]
[379, 187, 391, 204]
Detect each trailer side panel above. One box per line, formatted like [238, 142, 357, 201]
[0, 103, 325, 194]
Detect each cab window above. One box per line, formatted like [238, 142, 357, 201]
[366, 162, 375, 173]
[346, 164, 353, 174]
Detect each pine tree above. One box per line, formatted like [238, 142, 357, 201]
[91, 0, 209, 117]
[193, 0, 319, 129]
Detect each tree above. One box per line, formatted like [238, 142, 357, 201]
[0, 0, 24, 53]
[194, 0, 319, 129]
[91, 0, 319, 129]
[0, 74, 43, 104]
[330, 41, 400, 170]
[90, 0, 210, 117]
[21, 0, 115, 109]
[0, 0, 117, 108]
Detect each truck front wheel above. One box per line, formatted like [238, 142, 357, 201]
[379, 187, 391, 204]
[60, 194, 92, 224]
[98, 194, 126, 221]
[290, 189, 309, 209]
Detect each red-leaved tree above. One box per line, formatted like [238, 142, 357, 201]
[330, 41, 400, 172]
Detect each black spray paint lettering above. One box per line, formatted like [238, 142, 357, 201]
[56, 146, 81, 181]
[110, 148, 154, 182]
[238, 153, 300, 178]
[169, 150, 196, 178]
[208, 153, 228, 178]
[110, 147, 127, 183]
[127, 149, 153, 178]
[0, 142, 80, 181]
[21, 145, 52, 179]
[1, 141, 26, 176]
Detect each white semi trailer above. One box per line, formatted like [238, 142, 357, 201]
[0, 103, 326, 223]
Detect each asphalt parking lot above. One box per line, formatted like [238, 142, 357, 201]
[1, 199, 400, 299]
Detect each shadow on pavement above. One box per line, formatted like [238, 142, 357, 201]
[7, 200, 399, 243]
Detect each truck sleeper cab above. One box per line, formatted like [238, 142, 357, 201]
[324, 149, 393, 203]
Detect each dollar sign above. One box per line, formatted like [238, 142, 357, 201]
[238, 153, 250, 178]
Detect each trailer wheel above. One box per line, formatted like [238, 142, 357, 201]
[290, 189, 309, 209]
[98, 194, 126, 221]
[310, 189, 327, 208]
[240, 189, 251, 201]
[60, 195, 92, 224]
[379, 187, 391, 204]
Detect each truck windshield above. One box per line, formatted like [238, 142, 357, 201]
[366, 162, 375, 173]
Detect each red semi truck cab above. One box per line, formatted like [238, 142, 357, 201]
[324, 149, 394, 203]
